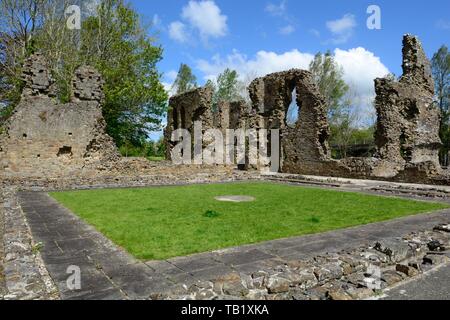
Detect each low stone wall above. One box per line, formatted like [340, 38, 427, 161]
[161, 224, 450, 300]
[0, 163, 256, 191]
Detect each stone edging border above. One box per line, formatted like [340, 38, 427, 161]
[1, 187, 58, 300]
[159, 224, 450, 300]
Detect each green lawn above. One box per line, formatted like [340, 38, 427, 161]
[49, 182, 448, 260]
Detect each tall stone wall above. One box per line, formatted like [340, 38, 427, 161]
[164, 86, 215, 160]
[247, 69, 335, 173]
[373, 34, 442, 178]
[0, 54, 119, 177]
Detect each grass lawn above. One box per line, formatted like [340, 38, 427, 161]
[49, 182, 448, 260]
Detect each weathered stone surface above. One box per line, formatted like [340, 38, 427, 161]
[427, 240, 445, 252]
[374, 240, 412, 263]
[164, 86, 215, 161]
[222, 279, 249, 296]
[266, 275, 291, 293]
[0, 54, 119, 178]
[396, 264, 419, 277]
[434, 224, 450, 233]
[381, 270, 406, 286]
[373, 35, 442, 179]
[423, 253, 448, 265]
[247, 69, 333, 174]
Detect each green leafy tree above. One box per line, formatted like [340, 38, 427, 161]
[308, 51, 349, 124]
[215, 68, 240, 103]
[431, 45, 450, 165]
[0, 0, 168, 150]
[0, 0, 43, 119]
[80, 0, 167, 148]
[172, 63, 197, 94]
[309, 51, 358, 158]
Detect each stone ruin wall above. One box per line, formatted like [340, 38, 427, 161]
[372, 35, 442, 180]
[165, 34, 448, 184]
[0, 53, 120, 178]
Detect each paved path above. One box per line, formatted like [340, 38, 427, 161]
[18, 191, 450, 300]
[382, 261, 450, 300]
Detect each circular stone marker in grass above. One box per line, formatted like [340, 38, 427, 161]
[214, 195, 255, 203]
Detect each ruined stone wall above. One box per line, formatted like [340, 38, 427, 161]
[164, 86, 215, 160]
[164, 34, 447, 184]
[0, 54, 119, 178]
[373, 34, 442, 179]
[248, 69, 335, 173]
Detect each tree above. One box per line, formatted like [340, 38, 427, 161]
[329, 85, 361, 158]
[215, 68, 240, 103]
[432, 46, 450, 115]
[172, 63, 197, 94]
[308, 51, 349, 124]
[80, 0, 168, 148]
[0, 0, 168, 150]
[431, 45, 450, 165]
[0, 0, 43, 116]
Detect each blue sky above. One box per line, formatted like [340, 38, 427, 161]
[130, 0, 449, 78]
[126, 0, 449, 138]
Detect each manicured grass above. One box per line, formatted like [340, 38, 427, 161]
[49, 182, 448, 260]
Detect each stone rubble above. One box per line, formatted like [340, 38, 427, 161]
[158, 224, 450, 300]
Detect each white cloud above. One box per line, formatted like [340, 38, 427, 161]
[326, 14, 357, 44]
[196, 49, 314, 81]
[181, 0, 228, 39]
[279, 25, 295, 35]
[196, 47, 389, 124]
[168, 21, 189, 43]
[265, 1, 287, 17]
[334, 47, 389, 120]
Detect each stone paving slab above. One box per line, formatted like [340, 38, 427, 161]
[17, 190, 450, 300]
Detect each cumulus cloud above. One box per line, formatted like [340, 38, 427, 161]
[196, 49, 314, 81]
[334, 47, 389, 121]
[196, 47, 389, 123]
[169, 0, 228, 42]
[169, 21, 189, 43]
[326, 14, 357, 44]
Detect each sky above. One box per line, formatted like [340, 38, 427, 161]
[125, 0, 449, 138]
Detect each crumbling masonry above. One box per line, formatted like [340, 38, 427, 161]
[0, 53, 120, 177]
[165, 34, 447, 184]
